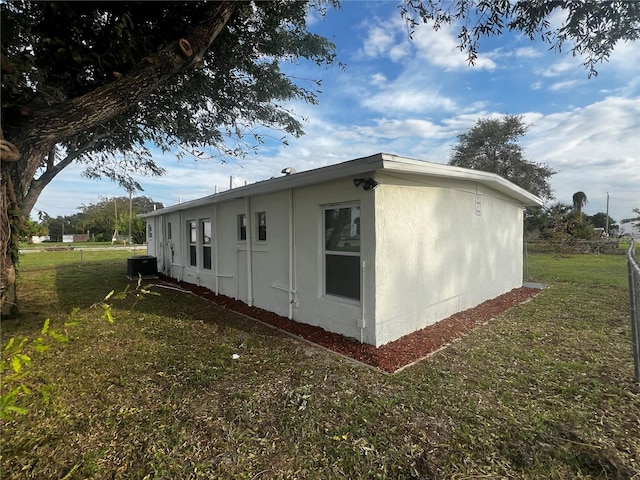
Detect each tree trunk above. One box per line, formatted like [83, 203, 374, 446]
[0, 1, 237, 315]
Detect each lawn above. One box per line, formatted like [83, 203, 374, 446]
[1, 250, 638, 479]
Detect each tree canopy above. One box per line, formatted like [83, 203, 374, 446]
[1, 0, 338, 314]
[1, 1, 338, 214]
[448, 114, 555, 201]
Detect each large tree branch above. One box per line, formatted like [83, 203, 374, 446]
[11, 0, 238, 206]
[22, 131, 111, 214]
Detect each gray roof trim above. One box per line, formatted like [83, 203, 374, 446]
[139, 152, 542, 218]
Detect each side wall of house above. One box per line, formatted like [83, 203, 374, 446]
[373, 172, 524, 346]
[145, 180, 378, 343]
[292, 178, 377, 344]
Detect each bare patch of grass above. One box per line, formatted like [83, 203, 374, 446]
[1, 253, 638, 479]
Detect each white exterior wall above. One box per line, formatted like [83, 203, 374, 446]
[145, 182, 378, 342]
[373, 172, 524, 346]
[142, 154, 535, 348]
[292, 178, 376, 344]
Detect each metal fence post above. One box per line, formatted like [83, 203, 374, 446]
[627, 239, 640, 382]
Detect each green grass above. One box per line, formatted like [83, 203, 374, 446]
[19, 241, 143, 250]
[1, 251, 638, 479]
[18, 247, 146, 270]
[526, 251, 630, 288]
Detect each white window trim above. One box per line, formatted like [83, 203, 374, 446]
[187, 220, 197, 267]
[201, 218, 212, 270]
[322, 202, 362, 303]
[237, 213, 247, 242]
[256, 211, 267, 242]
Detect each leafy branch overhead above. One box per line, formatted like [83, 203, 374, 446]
[400, 0, 640, 77]
[1, 1, 339, 208]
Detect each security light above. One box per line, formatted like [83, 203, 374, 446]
[353, 178, 379, 190]
[363, 179, 379, 190]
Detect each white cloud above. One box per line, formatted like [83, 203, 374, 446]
[410, 22, 496, 71]
[524, 97, 640, 217]
[361, 87, 457, 114]
[360, 25, 398, 59]
[539, 61, 576, 78]
[515, 47, 542, 58]
[370, 72, 387, 86]
[549, 79, 582, 92]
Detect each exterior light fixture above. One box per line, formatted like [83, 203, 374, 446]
[353, 178, 379, 190]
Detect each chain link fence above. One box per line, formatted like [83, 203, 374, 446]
[627, 239, 640, 382]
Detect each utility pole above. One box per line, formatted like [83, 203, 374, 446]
[128, 190, 133, 245]
[606, 192, 610, 236]
[112, 198, 118, 244]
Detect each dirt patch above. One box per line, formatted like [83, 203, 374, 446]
[158, 275, 541, 373]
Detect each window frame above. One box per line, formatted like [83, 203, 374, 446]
[201, 219, 212, 270]
[188, 220, 197, 267]
[322, 203, 361, 302]
[237, 214, 247, 241]
[256, 211, 267, 242]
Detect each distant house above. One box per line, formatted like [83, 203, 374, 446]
[141, 153, 542, 347]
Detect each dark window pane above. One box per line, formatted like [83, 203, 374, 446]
[326, 254, 360, 300]
[190, 245, 197, 266]
[325, 206, 360, 252]
[257, 211, 266, 240]
[203, 246, 212, 270]
[238, 215, 246, 240]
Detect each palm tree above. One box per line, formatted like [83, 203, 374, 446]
[572, 191, 588, 214]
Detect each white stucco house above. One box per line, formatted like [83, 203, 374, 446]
[140, 153, 542, 347]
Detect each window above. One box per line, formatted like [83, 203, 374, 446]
[201, 219, 212, 270]
[167, 222, 172, 240]
[188, 220, 197, 266]
[324, 204, 361, 301]
[256, 211, 267, 241]
[237, 214, 247, 240]
[148, 224, 153, 240]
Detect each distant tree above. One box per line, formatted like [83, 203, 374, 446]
[76, 196, 162, 242]
[449, 114, 556, 201]
[19, 219, 47, 243]
[568, 212, 595, 240]
[572, 191, 588, 214]
[524, 206, 547, 239]
[540, 203, 573, 242]
[589, 212, 617, 231]
[534, 202, 596, 241]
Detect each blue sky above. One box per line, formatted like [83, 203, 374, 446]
[34, 1, 640, 224]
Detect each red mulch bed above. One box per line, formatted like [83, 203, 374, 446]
[158, 275, 540, 373]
